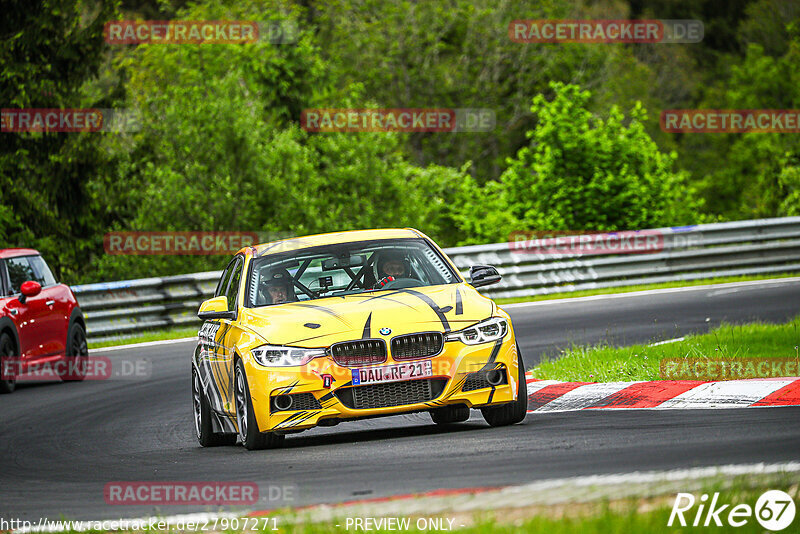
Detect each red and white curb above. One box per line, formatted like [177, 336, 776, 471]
[524, 374, 800, 412]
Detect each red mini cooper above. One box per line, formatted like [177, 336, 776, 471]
[0, 248, 87, 393]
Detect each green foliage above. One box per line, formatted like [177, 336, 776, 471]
[87, 0, 471, 280]
[453, 83, 701, 244]
[2, 0, 799, 283]
[695, 36, 800, 219]
[0, 0, 121, 281]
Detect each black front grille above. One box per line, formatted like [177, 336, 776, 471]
[330, 339, 387, 367]
[271, 392, 322, 412]
[391, 332, 444, 361]
[462, 368, 508, 392]
[335, 378, 447, 409]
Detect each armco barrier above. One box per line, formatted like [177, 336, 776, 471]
[73, 217, 800, 342]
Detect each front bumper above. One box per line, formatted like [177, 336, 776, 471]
[244, 334, 520, 433]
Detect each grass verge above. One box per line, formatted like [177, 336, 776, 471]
[44, 475, 798, 533]
[88, 326, 199, 350]
[529, 316, 800, 382]
[494, 273, 800, 305]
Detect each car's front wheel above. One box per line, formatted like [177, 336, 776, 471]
[480, 347, 528, 427]
[192, 368, 237, 447]
[60, 322, 88, 381]
[234, 359, 284, 450]
[0, 332, 17, 394]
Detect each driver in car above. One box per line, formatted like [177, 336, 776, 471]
[373, 251, 412, 289]
[260, 268, 295, 304]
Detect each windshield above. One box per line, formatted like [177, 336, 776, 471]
[247, 238, 459, 307]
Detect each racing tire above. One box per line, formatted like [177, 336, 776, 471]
[0, 332, 17, 394]
[480, 346, 528, 427]
[60, 322, 88, 381]
[430, 404, 471, 424]
[192, 368, 237, 447]
[234, 359, 284, 451]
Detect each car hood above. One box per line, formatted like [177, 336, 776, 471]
[237, 283, 496, 347]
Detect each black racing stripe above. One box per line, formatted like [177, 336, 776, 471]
[368, 289, 450, 331]
[356, 294, 419, 310]
[359, 290, 412, 304]
[402, 289, 450, 331]
[292, 303, 352, 326]
[276, 380, 300, 394]
[362, 312, 372, 339]
[295, 412, 317, 425]
[210, 322, 231, 400]
[455, 287, 463, 315]
[479, 339, 504, 372]
[287, 333, 337, 344]
[200, 360, 226, 413]
[275, 411, 307, 427]
[319, 392, 335, 402]
[441, 377, 467, 401]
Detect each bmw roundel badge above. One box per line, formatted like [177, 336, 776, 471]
[379, 327, 392, 336]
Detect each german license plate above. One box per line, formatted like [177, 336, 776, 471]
[351, 360, 433, 386]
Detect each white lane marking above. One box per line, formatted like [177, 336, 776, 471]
[648, 336, 685, 346]
[16, 462, 800, 532]
[534, 381, 639, 412]
[500, 276, 800, 309]
[656, 379, 796, 409]
[88, 336, 197, 353]
[504, 461, 800, 493]
[525, 379, 562, 392]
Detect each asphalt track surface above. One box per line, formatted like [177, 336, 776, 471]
[1, 279, 799, 521]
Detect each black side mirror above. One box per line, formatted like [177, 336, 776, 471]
[469, 265, 501, 288]
[198, 310, 237, 320]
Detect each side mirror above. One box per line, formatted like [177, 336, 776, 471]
[469, 265, 501, 288]
[198, 295, 236, 321]
[19, 280, 42, 304]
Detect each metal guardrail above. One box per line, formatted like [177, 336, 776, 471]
[73, 217, 800, 342]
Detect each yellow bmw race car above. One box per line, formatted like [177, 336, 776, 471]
[191, 229, 527, 450]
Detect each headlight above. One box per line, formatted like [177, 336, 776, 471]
[251, 345, 326, 367]
[445, 317, 508, 345]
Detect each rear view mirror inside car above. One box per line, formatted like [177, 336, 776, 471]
[322, 255, 365, 270]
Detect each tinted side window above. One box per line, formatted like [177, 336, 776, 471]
[226, 258, 243, 311]
[6, 257, 36, 294]
[28, 256, 57, 286]
[0, 262, 6, 296]
[215, 260, 235, 298]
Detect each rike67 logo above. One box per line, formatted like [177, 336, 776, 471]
[669, 490, 796, 530]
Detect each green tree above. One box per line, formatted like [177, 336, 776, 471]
[88, 0, 470, 280]
[498, 83, 699, 237]
[0, 0, 120, 281]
